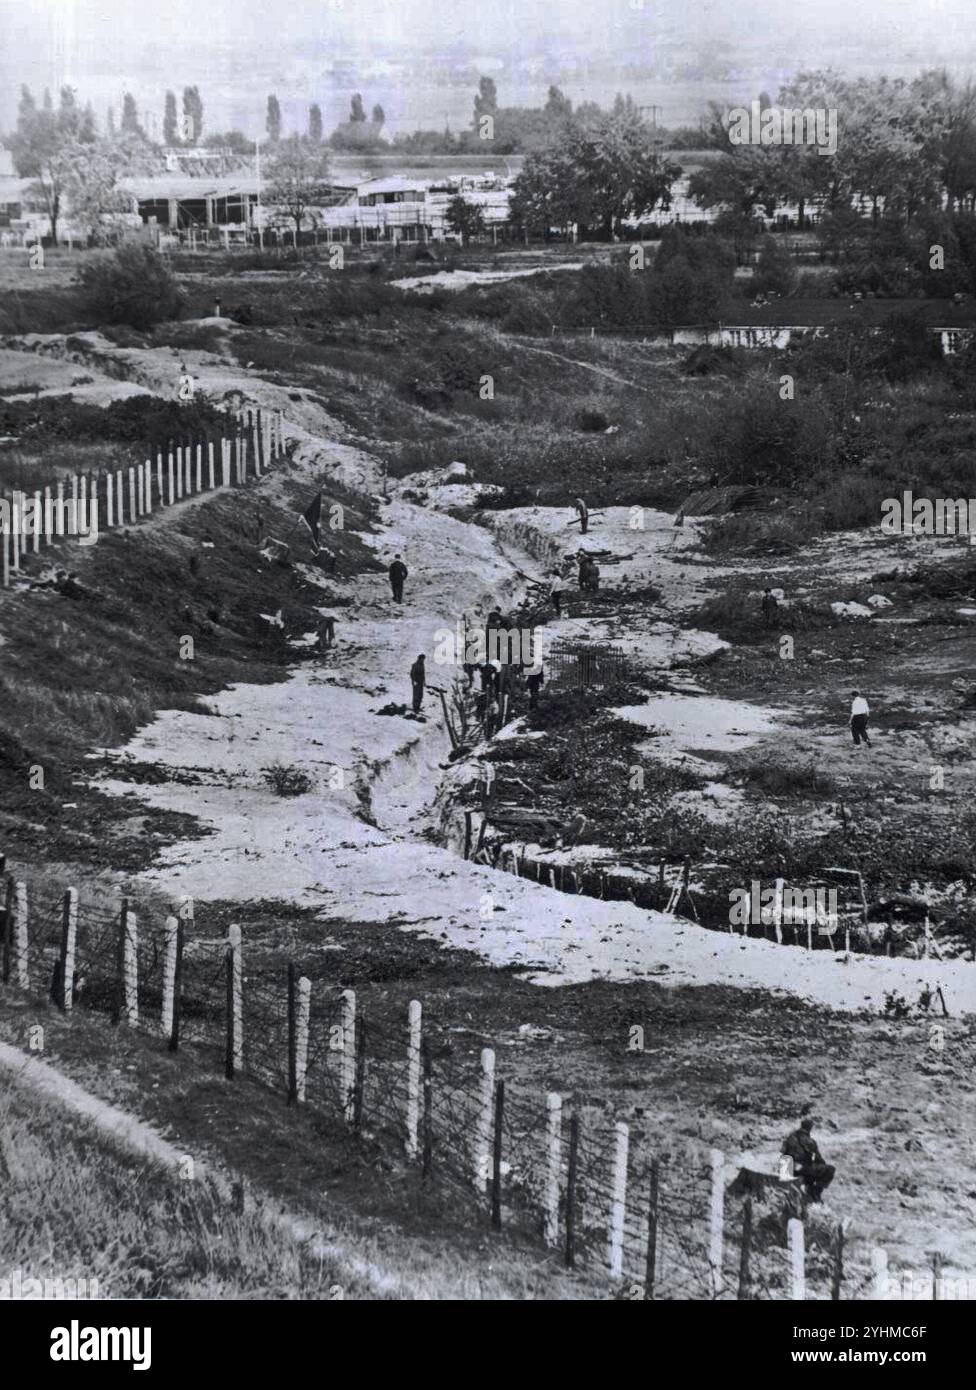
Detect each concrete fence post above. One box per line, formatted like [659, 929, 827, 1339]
[167, 450, 175, 505]
[474, 1047, 495, 1190]
[221, 438, 231, 488]
[121, 903, 138, 1026]
[872, 1248, 889, 1300]
[128, 466, 137, 523]
[608, 1120, 630, 1279]
[195, 443, 202, 493]
[295, 974, 311, 1103]
[175, 446, 184, 500]
[10, 496, 19, 570]
[59, 887, 78, 1010]
[544, 1092, 562, 1247]
[709, 1148, 726, 1298]
[225, 924, 243, 1077]
[161, 914, 178, 1038]
[406, 999, 422, 1158]
[90, 477, 99, 535]
[32, 490, 41, 552]
[156, 452, 164, 506]
[184, 444, 192, 496]
[144, 460, 153, 514]
[56, 480, 66, 535]
[773, 877, 784, 944]
[12, 880, 28, 989]
[340, 988, 356, 1122]
[207, 441, 215, 490]
[788, 1217, 806, 1300]
[44, 485, 53, 543]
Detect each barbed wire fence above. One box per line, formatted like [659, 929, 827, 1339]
[1, 406, 285, 588]
[0, 853, 926, 1299]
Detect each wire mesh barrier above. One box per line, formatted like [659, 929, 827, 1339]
[0, 407, 286, 588]
[546, 639, 630, 691]
[0, 856, 925, 1299]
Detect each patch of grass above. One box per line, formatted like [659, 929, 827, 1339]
[0, 1070, 371, 1299]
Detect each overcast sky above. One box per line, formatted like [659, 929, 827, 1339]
[2, 0, 974, 137]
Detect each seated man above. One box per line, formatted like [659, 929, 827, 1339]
[781, 1117, 835, 1202]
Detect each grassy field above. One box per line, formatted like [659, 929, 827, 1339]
[0, 1062, 370, 1299]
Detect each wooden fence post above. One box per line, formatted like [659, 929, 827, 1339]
[608, 1120, 629, 1279]
[195, 443, 202, 493]
[207, 440, 215, 490]
[340, 989, 356, 1122]
[59, 888, 78, 1011]
[221, 438, 231, 488]
[565, 1113, 580, 1268]
[421, 1035, 433, 1178]
[89, 477, 99, 535]
[128, 466, 137, 523]
[709, 1148, 726, 1298]
[406, 999, 421, 1158]
[168, 450, 175, 505]
[645, 1159, 660, 1300]
[161, 915, 178, 1040]
[144, 460, 153, 514]
[544, 1092, 562, 1247]
[43, 484, 53, 542]
[225, 923, 243, 1077]
[32, 490, 41, 552]
[176, 446, 184, 500]
[738, 1196, 753, 1300]
[287, 963, 298, 1104]
[1, 522, 8, 589]
[474, 1047, 495, 1190]
[490, 1079, 505, 1230]
[12, 880, 28, 989]
[56, 480, 66, 535]
[872, 1248, 889, 1300]
[788, 1217, 805, 1300]
[156, 452, 164, 506]
[184, 442, 192, 495]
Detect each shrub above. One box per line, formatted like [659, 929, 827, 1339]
[76, 244, 186, 330]
[262, 763, 313, 796]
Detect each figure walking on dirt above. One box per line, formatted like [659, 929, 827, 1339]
[574, 497, 589, 535]
[781, 1118, 835, 1203]
[410, 654, 426, 714]
[850, 690, 871, 747]
[389, 554, 408, 603]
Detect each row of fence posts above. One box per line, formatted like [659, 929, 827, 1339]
[0, 863, 915, 1298]
[1, 407, 285, 588]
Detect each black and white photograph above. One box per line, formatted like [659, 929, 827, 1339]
[0, 0, 975, 1351]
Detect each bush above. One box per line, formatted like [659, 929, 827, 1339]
[76, 244, 186, 330]
[262, 763, 313, 796]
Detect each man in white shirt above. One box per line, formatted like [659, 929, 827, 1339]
[850, 690, 871, 747]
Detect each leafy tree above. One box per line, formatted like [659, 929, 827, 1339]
[510, 110, 681, 240]
[544, 85, 573, 121]
[445, 195, 486, 242]
[163, 90, 179, 146]
[308, 104, 323, 142]
[371, 103, 385, 128]
[210, 130, 253, 155]
[120, 92, 144, 140]
[65, 135, 151, 243]
[753, 235, 797, 297]
[182, 86, 203, 145]
[265, 135, 332, 237]
[350, 93, 366, 123]
[473, 77, 498, 130]
[266, 94, 282, 144]
[77, 244, 185, 328]
[7, 85, 78, 238]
